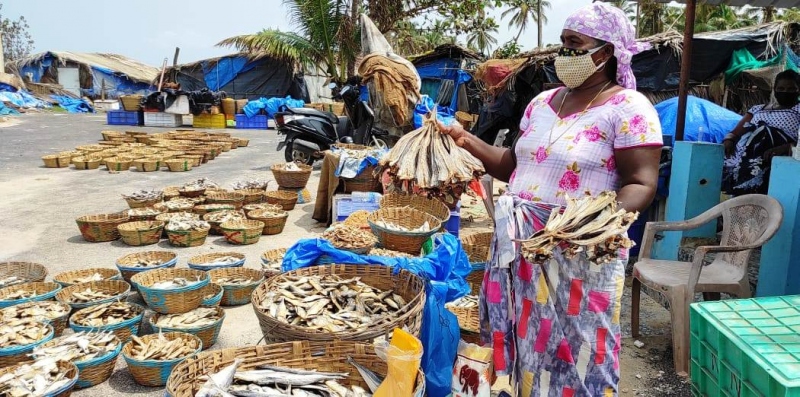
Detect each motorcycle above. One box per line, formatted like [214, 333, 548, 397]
[275, 80, 389, 165]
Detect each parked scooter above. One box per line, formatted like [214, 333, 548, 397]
[275, 79, 388, 164]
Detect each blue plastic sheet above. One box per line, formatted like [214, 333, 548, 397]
[282, 233, 472, 397]
[50, 95, 94, 113]
[0, 102, 19, 115]
[0, 90, 49, 109]
[655, 95, 741, 144]
[413, 95, 456, 129]
[243, 96, 305, 118]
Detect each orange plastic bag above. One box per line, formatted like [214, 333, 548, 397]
[374, 328, 423, 397]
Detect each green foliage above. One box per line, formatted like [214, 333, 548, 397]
[493, 40, 521, 59]
[0, 4, 34, 62]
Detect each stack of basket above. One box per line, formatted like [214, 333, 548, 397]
[335, 144, 382, 194]
[270, 162, 311, 206]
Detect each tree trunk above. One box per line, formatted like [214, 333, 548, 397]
[347, 0, 359, 78]
[764, 6, 775, 23]
[537, 0, 543, 49]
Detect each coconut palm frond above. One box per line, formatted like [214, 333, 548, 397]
[217, 30, 320, 67]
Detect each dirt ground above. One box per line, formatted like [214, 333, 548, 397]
[0, 113, 690, 396]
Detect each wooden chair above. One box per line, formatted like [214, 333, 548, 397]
[631, 194, 783, 375]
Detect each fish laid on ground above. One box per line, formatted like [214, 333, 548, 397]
[166, 219, 210, 232]
[256, 275, 407, 333]
[128, 333, 198, 361]
[446, 295, 478, 309]
[31, 331, 118, 363]
[150, 277, 202, 290]
[154, 307, 220, 328]
[0, 319, 50, 348]
[321, 225, 377, 250]
[65, 288, 115, 304]
[0, 276, 28, 289]
[1, 301, 69, 323]
[0, 358, 75, 396]
[123, 190, 162, 201]
[70, 301, 139, 327]
[215, 277, 254, 286]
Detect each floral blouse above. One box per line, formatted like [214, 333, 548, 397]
[509, 88, 663, 204]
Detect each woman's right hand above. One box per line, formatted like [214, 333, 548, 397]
[437, 121, 471, 148]
[723, 136, 737, 157]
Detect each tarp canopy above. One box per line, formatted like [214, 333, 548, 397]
[410, 45, 480, 112]
[655, 95, 741, 144]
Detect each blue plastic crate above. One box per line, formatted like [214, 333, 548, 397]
[107, 110, 142, 126]
[235, 114, 269, 129]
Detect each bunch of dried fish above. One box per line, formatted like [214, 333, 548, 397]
[158, 212, 198, 222]
[215, 277, 255, 286]
[0, 359, 75, 396]
[0, 319, 51, 348]
[195, 256, 241, 268]
[166, 219, 210, 232]
[128, 334, 198, 361]
[520, 192, 638, 265]
[274, 162, 302, 172]
[244, 203, 283, 213]
[64, 287, 115, 304]
[63, 272, 104, 284]
[204, 211, 245, 223]
[154, 307, 220, 328]
[343, 210, 371, 229]
[1, 301, 68, 323]
[3, 289, 37, 300]
[321, 225, 377, 250]
[367, 248, 413, 258]
[0, 276, 29, 289]
[183, 178, 218, 191]
[256, 275, 406, 332]
[128, 207, 163, 216]
[164, 199, 195, 210]
[122, 258, 169, 268]
[70, 302, 139, 327]
[31, 331, 118, 363]
[123, 190, 162, 201]
[371, 218, 431, 233]
[231, 179, 269, 190]
[150, 277, 202, 290]
[377, 112, 484, 199]
[446, 295, 478, 309]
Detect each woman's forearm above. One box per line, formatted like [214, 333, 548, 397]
[617, 183, 656, 213]
[461, 137, 517, 182]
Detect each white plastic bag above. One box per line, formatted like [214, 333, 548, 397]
[451, 340, 492, 397]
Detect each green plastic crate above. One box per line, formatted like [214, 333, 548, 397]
[690, 296, 800, 397]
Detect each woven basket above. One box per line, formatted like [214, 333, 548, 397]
[0, 300, 70, 337]
[236, 138, 250, 147]
[342, 165, 379, 193]
[149, 306, 224, 350]
[166, 226, 210, 247]
[380, 192, 451, 224]
[368, 208, 442, 255]
[53, 268, 122, 288]
[446, 302, 480, 333]
[104, 157, 132, 171]
[55, 280, 131, 311]
[270, 163, 312, 189]
[466, 264, 485, 295]
[247, 209, 288, 235]
[164, 341, 426, 397]
[118, 221, 164, 246]
[203, 211, 246, 235]
[158, 200, 195, 214]
[462, 231, 492, 264]
[205, 192, 245, 210]
[193, 204, 235, 216]
[178, 155, 203, 167]
[76, 144, 106, 153]
[220, 220, 264, 245]
[120, 95, 143, 111]
[72, 155, 103, 170]
[65, 335, 122, 389]
[0, 262, 47, 288]
[265, 190, 298, 211]
[260, 248, 286, 280]
[234, 189, 265, 204]
[200, 283, 223, 306]
[187, 252, 245, 271]
[0, 359, 78, 396]
[125, 195, 163, 209]
[101, 131, 124, 141]
[0, 322, 54, 369]
[115, 251, 178, 284]
[132, 158, 161, 172]
[42, 153, 72, 168]
[243, 202, 283, 214]
[208, 267, 264, 306]
[163, 186, 180, 199]
[127, 207, 167, 222]
[0, 282, 62, 309]
[456, 110, 476, 129]
[178, 187, 206, 198]
[75, 213, 130, 242]
[252, 264, 425, 343]
[131, 268, 209, 314]
[122, 331, 202, 387]
[166, 159, 193, 172]
[69, 302, 144, 344]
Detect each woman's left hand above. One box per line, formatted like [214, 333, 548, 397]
[763, 144, 793, 163]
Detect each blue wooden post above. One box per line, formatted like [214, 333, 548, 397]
[757, 157, 800, 297]
[653, 141, 723, 260]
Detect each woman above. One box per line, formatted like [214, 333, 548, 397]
[722, 70, 800, 195]
[439, 4, 661, 396]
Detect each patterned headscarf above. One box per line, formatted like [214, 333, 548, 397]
[563, 2, 651, 90]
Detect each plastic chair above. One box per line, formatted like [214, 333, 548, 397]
[631, 194, 783, 375]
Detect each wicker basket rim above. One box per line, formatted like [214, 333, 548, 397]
[121, 331, 202, 364]
[188, 252, 246, 264]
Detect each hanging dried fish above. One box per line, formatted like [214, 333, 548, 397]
[321, 225, 377, 250]
[0, 359, 75, 396]
[128, 333, 198, 361]
[0, 319, 51, 348]
[31, 331, 118, 363]
[154, 307, 220, 328]
[70, 302, 140, 327]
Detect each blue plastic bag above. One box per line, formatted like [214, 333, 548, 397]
[420, 281, 460, 397]
[655, 95, 741, 144]
[413, 95, 456, 129]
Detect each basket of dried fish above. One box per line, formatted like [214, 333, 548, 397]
[127, 206, 166, 222]
[163, 186, 180, 199]
[72, 155, 104, 170]
[165, 219, 211, 247]
[0, 262, 47, 289]
[123, 190, 163, 209]
[208, 267, 264, 306]
[252, 264, 425, 343]
[260, 248, 286, 280]
[0, 300, 70, 337]
[201, 283, 223, 306]
[368, 207, 442, 255]
[270, 162, 313, 189]
[203, 210, 247, 235]
[321, 224, 378, 254]
[41, 153, 72, 168]
[367, 248, 415, 258]
[157, 198, 195, 213]
[193, 203, 236, 216]
[178, 154, 203, 167]
[131, 268, 209, 314]
[0, 319, 54, 367]
[149, 306, 225, 349]
[122, 332, 202, 387]
[342, 165, 380, 194]
[264, 190, 299, 211]
[205, 192, 245, 210]
[69, 301, 145, 344]
[234, 189, 265, 204]
[187, 252, 245, 271]
[0, 282, 62, 309]
[55, 280, 131, 311]
[445, 295, 480, 333]
[52, 268, 122, 288]
[220, 220, 264, 245]
[117, 221, 165, 246]
[164, 341, 426, 397]
[380, 192, 451, 224]
[243, 202, 282, 214]
[75, 212, 130, 242]
[33, 331, 122, 389]
[0, 359, 78, 396]
[247, 208, 288, 235]
[166, 159, 193, 172]
[115, 251, 178, 284]
[178, 187, 206, 198]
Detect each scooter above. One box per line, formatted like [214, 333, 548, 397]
[275, 81, 388, 165]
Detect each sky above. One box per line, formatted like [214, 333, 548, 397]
[4, 0, 596, 66]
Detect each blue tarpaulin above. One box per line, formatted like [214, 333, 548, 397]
[0, 90, 50, 109]
[415, 58, 473, 111]
[243, 96, 305, 118]
[282, 233, 471, 397]
[0, 102, 19, 115]
[413, 95, 457, 128]
[50, 95, 94, 113]
[655, 95, 741, 144]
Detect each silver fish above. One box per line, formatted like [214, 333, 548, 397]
[346, 357, 383, 393]
[196, 358, 243, 397]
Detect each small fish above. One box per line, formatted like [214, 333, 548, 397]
[71, 301, 140, 327]
[347, 356, 383, 393]
[196, 358, 243, 397]
[155, 307, 220, 328]
[31, 331, 118, 363]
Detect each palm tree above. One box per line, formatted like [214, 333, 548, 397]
[467, 17, 499, 55]
[217, 0, 357, 82]
[501, 0, 551, 44]
[607, 0, 636, 22]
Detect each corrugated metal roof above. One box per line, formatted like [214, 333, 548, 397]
[601, 0, 800, 7]
[12, 52, 159, 84]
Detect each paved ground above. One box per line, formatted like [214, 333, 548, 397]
[0, 113, 688, 396]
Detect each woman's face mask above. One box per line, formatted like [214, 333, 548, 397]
[554, 45, 607, 89]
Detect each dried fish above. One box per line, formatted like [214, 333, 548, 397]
[243, 203, 283, 213]
[3, 289, 37, 300]
[0, 276, 28, 289]
[256, 275, 407, 332]
[128, 333, 198, 361]
[231, 179, 270, 190]
[274, 162, 302, 172]
[1, 301, 68, 323]
[70, 302, 139, 327]
[65, 287, 115, 304]
[321, 225, 377, 250]
[343, 210, 371, 229]
[150, 278, 202, 290]
[122, 258, 168, 268]
[123, 190, 163, 201]
[31, 331, 118, 363]
[371, 219, 431, 233]
[205, 211, 246, 223]
[367, 248, 413, 259]
[164, 198, 195, 210]
[201, 204, 238, 212]
[158, 212, 199, 222]
[0, 319, 51, 348]
[183, 178, 219, 191]
[215, 277, 254, 286]
[194, 256, 242, 269]
[446, 295, 478, 309]
[166, 219, 210, 232]
[0, 359, 75, 396]
[154, 307, 220, 328]
[64, 272, 105, 284]
[128, 207, 163, 216]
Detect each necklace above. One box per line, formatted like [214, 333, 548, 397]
[546, 81, 612, 151]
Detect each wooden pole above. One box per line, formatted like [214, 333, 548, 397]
[635, 2, 641, 38]
[675, 0, 697, 142]
[101, 79, 105, 100]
